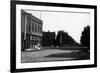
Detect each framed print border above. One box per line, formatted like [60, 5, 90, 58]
[10, 0, 97, 72]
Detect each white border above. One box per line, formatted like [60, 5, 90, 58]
[16, 4, 94, 69]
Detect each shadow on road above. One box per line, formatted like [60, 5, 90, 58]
[46, 50, 90, 60]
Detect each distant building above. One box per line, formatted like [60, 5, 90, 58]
[21, 10, 43, 50]
[42, 31, 55, 47]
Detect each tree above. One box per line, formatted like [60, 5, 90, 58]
[55, 30, 78, 47]
[80, 26, 90, 47]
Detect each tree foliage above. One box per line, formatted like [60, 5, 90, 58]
[42, 30, 79, 47]
[55, 31, 79, 47]
[80, 26, 90, 47]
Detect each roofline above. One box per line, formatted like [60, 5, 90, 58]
[21, 10, 43, 24]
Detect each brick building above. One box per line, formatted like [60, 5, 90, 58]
[21, 10, 43, 50]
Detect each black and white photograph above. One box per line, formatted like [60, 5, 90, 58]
[21, 9, 90, 63]
[11, 1, 97, 72]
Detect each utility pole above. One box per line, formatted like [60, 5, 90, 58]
[40, 11, 41, 19]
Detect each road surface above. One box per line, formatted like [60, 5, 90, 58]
[21, 48, 89, 63]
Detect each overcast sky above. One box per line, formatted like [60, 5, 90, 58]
[25, 10, 90, 43]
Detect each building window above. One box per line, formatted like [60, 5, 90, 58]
[38, 24, 39, 33]
[33, 36, 34, 40]
[38, 25, 40, 33]
[39, 25, 41, 33]
[39, 25, 40, 33]
[36, 23, 39, 32]
[32, 23, 34, 32]
[40, 26, 42, 33]
[35, 23, 37, 32]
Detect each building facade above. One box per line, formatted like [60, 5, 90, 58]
[21, 10, 43, 50]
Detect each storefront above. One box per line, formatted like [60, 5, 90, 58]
[21, 10, 43, 50]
